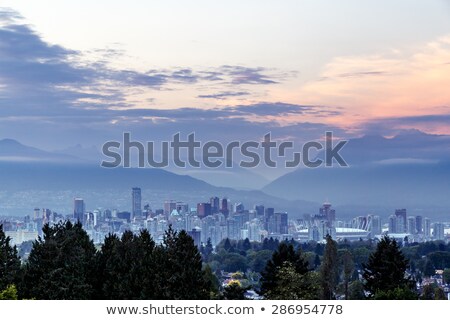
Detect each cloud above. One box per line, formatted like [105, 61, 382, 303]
[297, 35, 450, 132]
[220, 65, 278, 84]
[197, 91, 249, 100]
[0, 9, 349, 150]
[362, 113, 450, 135]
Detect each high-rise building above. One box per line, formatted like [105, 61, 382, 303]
[227, 218, 239, 240]
[197, 202, 212, 218]
[210, 197, 220, 214]
[407, 216, 416, 234]
[415, 215, 423, 234]
[394, 209, 407, 233]
[275, 212, 288, 234]
[318, 202, 336, 227]
[73, 198, 85, 224]
[164, 200, 177, 215]
[388, 214, 397, 233]
[220, 198, 229, 217]
[433, 222, 445, 241]
[131, 187, 142, 220]
[235, 202, 244, 213]
[424, 218, 431, 238]
[254, 205, 264, 217]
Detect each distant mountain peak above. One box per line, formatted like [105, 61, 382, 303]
[0, 138, 23, 146]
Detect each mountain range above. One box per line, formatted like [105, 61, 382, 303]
[1, 132, 449, 220]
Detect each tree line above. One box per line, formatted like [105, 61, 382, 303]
[1, 222, 449, 299]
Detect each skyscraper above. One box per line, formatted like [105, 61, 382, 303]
[318, 202, 336, 227]
[220, 198, 229, 217]
[424, 218, 431, 238]
[210, 197, 220, 214]
[415, 215, 423, 234]
[73, 198, 85, 224]
[132, 187, 142, 220]
[164, 200, 177, 215]
[197, 202, 212, 218]
[394, 209, 407, 233]
[388, 214, 397, 233]
[407, 216, 416, 234]
[433, 222, 445, 241]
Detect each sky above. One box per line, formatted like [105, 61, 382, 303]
[1, 1, 450, 151]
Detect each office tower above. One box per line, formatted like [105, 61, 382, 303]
[424, 218, 431, 238]
[235, 202, 244, 213]
[220, 198, 229, 217]
[226, 217, 239, 240]
[275, 212, 288, 234]
[248, 219, 262, 242]
[33, 208, 40, 220]
[131, 187, 142, 220]
[210, 197, 220, 214]
[254, 205, 264, 217]
[394, 209, 407, 233]
[433, 222, 445, 241]
[176, 202, 189, 214]
[164, 200, 177, 215]
[388, 214, 397, 233]
[197, 202, 212, 218]
[319, 202, 336, 226]
[73, 198, 85, 224]
[415, 215, 423, 234]
[407, 216, 416, 234]
[264, 207, 275, 231]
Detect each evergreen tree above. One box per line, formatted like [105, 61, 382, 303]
[264, 262, 320, 300]
[260, 242, 309, 297]
[95, 230, 156, 299]
[320, 235, 339, 299]
[340, 249, 354, 300]
[362, 236, 414, 298]
[348, 280, 365, 300]
[21, 221, 97, 299]
[202, 264, 220, 299]
[201, 238, 214, 262]
[159, 226, 208, 299]
[0, 224, 21, 291]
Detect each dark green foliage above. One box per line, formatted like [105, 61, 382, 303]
[247, 250, 273, 273]
[362, 236, 414, 298]
[373, 285, 418, 300]
[95, 229, 156, 299]
[348, 280, 365, 300]
[21, 221, 97, 299]
[443, 268, 450, 285]
[264, 262, 320, 300]
[157, 227, 209, 299]
[320, 235, 339, 299]
[259, 242, 309, 297]
[200, 238, 214, 262]
[423, 259, 435, 277]
[202, 264, 220, 299]
[421, 283, 446, 300]
[0, 224, 21, 292]
[427, 251, 450, 270]
[340, 249, 354, 299]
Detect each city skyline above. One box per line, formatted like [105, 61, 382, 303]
[1, 187, 448, 247]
